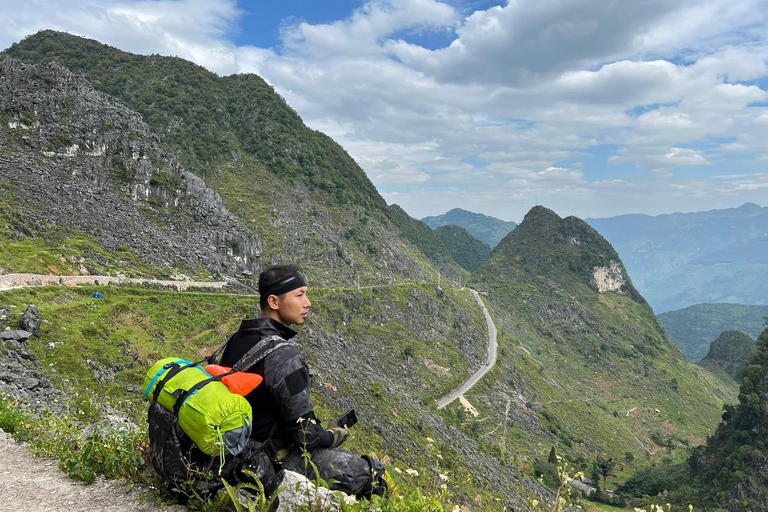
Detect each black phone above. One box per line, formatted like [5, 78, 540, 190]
[337, 408, 358, 428]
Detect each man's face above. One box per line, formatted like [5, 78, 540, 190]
[273, 286, 311, 326]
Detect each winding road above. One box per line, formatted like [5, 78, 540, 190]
[0, 273, 228, 291]
[436, 289, 498, 409]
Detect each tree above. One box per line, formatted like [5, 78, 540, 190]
[594, 456, 616, 487]
[548, 445, 557, 465]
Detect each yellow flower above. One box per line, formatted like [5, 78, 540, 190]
[530, 499, 539, 507]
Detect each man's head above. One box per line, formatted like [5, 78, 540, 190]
[258, 265, 311, 326]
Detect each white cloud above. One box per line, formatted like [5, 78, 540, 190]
[2, 0, 768, 220]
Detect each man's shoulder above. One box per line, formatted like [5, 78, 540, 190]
[263, 338, 302, 361]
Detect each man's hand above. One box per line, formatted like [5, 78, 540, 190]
[327, 427, 350, 449]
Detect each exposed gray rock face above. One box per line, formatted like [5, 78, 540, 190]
[21, 304, 40, 336]
[0, 55, 262, 281]
[0, 330, 32, 341]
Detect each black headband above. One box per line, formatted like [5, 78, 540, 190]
[260, 273, 307, 298]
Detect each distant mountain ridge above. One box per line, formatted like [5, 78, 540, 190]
[659, 303, 768, 362]
[422, 208, 517, 248]
[587, 203, 768, 312]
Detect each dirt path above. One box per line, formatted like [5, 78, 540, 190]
[0, 273, 228, 291]
[436, 289, 498, 409]
[0, 428, 185, 512]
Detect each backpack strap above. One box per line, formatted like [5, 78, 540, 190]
[232, 335, 294, 373]
[207, 334, 236, 365]
[171, 335, 296, 416]
[152, 358, 207, 403]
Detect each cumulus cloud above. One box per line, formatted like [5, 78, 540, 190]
[2, 0, 768, 220]
[0, 0, 242, 74]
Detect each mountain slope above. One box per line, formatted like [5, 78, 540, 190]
[2, 31, 446, 287]
[459, 206, 733, 469]
[587, 203, 768, 312]
[689, 326, 768, 511]
[422, 208, 517, 248]
[434, 225, 491, 272]
[659, 303, 768, 362]
[699, 330, 756, 381]
[387, 205, 465, 280]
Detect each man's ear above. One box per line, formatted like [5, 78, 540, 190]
[267, 294, 280, 310]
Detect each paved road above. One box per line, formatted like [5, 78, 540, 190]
[0, 273, 227, 291]
[437, 289, 497, 409]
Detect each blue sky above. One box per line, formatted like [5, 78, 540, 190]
[1, 0, 767, 222]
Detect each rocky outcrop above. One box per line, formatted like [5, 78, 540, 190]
[0, 306, 65, 413]
[592, 261, 627, 294]
[0, 55, 262, 281]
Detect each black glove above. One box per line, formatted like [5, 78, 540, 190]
[327, 427, 350, 448]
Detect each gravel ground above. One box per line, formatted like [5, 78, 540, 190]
[0, 428, 186, 512]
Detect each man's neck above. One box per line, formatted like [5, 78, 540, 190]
[261, 310, 285, 325]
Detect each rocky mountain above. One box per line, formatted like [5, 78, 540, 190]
[422, 208, 517, 248]
[461, 206, 733, 466]
[0, 54, 263, 280]
[587, 203, 768, 313]
[699, 330, 756, 381]
[659, 303, 768, 362]
[2, 31, 443, 287]
[434, 225, 491, 272]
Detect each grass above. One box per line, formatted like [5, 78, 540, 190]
[456, 270, 738, 491]
[0, 281, 506, 509]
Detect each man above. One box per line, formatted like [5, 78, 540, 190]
[219, 265, 387, 498]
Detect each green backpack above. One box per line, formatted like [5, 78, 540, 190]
[143, 335, 290, 461]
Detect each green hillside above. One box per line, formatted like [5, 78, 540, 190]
[4, 30, 383, 212]
[460, 206, 735, 473]
[422, 208, 517, 248]
[699, 330, 756, 381]
[0, 283, 535, 509]
[387, 205, 466, 280]
[619, 327, 768, 511]
[1, 32, 471, 288]
[434, 225, 491, 272]
[659, 303, 768, 362]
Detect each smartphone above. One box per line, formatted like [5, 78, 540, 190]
[337, 408, 358, 428]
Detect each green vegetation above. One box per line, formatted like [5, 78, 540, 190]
[659, 303, 768, 362]
[434, 225, 491, 272]
[422, 208, 517, 248]
[0, 283, 502, 508]
[618, 326, 768, 511]
[387, 205, 466, 280]
[4, 30, 387, 213]
[458, 207, 735, 487]
[698, 330, 756, 380]
[0, 203, 164, 277]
